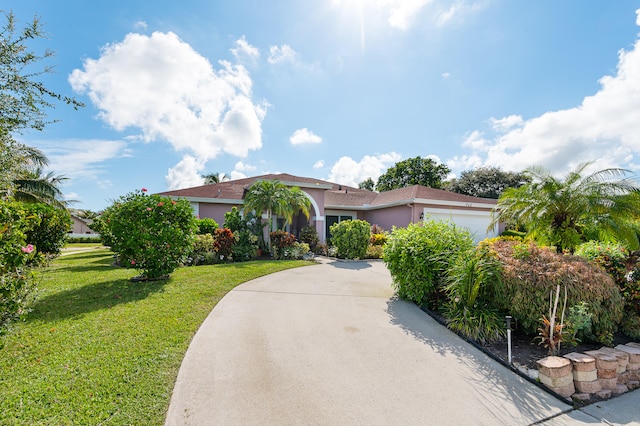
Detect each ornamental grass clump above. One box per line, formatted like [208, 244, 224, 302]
[485, 238, 623, 345]
[98, 189, 197, 280]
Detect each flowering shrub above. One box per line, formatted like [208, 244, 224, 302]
[0, 201, 40, 335]
[100, 189, 197, 279]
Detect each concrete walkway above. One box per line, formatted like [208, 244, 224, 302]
[165, 259, 639, 425]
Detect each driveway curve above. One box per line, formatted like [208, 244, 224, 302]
[165, 258, 613, 425]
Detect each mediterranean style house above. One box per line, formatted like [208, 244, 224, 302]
[158, 173, 502, 244]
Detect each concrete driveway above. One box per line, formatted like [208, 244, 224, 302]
[165, 258, 639, 425]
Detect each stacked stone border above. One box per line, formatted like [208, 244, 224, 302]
[537, 343, 640, 404]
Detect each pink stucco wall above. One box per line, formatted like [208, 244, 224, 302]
[362, 205, 413, 232]
[198, 203, 241, 226]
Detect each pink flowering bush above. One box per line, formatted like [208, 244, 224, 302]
[0, 201, 40, 335]
[98, 189, 197, 280]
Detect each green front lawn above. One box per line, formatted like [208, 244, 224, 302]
[0, 249, 309, 425]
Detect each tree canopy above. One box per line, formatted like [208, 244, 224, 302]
[447, 166, 531, 199]
[490, 162, 640, 253]
[358, 177, 375, 192]
[1, 11, 83, 137]
[376, 156, 451, 192]
[0, 11, 83, 207]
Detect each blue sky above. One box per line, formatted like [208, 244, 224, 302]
[5, 1, 640, 211]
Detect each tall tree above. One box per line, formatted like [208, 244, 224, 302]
[490, 162, 640, 253]
[358, 177, 375, 191]
[0, 11, 82, 205]
[447, 166, 531, 199]
[0, 11, 83, 137]
[376, 156, 451, 192]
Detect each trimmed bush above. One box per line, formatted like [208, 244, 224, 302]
[383, 221, 474, 305]
[99, 190, 197, 279]
[195, 217, 219, 235]
[484, 239, 623, 345]
[330, 219, 370, 259]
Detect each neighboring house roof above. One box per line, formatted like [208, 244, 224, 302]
[71, 214, 94, 226]
[158, 173, 496, 209]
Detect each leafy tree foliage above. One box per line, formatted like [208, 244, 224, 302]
[358, 177, 375, 191]
[491, 162, 640, 253]
[447, 166, 530, 199]
[376, 156, 450, 192]
[0, 11, 81, 207]
[201, 172, 229, 184]
[0, 11, 83, 137]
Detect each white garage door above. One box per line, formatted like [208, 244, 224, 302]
[423, 207, 498, 244]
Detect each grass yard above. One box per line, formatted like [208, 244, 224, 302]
[0, 249, 310, 425]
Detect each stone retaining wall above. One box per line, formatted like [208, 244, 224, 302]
[536, 343, 640, 403]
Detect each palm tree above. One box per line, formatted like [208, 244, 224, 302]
[1, 137, 69, 208]
[13, 167, 69, 209]
[280, 186, 311, 228]
[243, 180, 312, 246]
[490, 162, 640, 253]
[201, 172, 230, 185]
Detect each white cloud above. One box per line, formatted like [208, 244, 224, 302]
[328, 152, 401, 186]
[489, 115, 523, 132]
[36, 139, 128, 181]
[636, 8, 640, 26]
[134, 21, 148, 30]
[69, 31, 267, 189]
[268, 45, 296, 64]
[290, 128, 322, 145]
[165, 155, 206, 190]
[313, 160, 325, 169]
[373, 0, 485, 30]
[231, 36, 260, 61]
[441, 72, 451, 79]
[450, 30, 640, 176]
